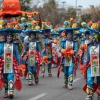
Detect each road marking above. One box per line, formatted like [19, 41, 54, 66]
[28, 78, 81, 100]
[28, 93, 48, 100]
[73, 78, 81, 82]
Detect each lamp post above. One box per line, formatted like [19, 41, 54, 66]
[62, 1, 66, 9]
[75, 0, 78, 22]
[75, 0, 77, 15]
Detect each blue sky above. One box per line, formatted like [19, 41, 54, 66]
[34, 0, 100, 8]
[57, 0, 100, 8]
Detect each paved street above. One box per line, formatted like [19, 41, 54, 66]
[0, 68, 98, 100]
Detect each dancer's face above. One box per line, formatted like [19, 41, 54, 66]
[30, 34, 35, 40]
[7, 35, 12, 42]
[67, 33, 72, 40]
[85, 34, 90, 39]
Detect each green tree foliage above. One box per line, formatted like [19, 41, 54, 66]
[67, 7, 76, 19]
[20, 0, 32, 11]
[32, 0, 77, 26]
[81, 13, 92, 22]
[80, 6, 100, 23]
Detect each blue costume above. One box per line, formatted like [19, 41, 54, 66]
[41, 29, 53, 77]
[80, 31, 100, 100]
[50, 30, 60, 67]
[60, 29, 78, 89]
[81, 31, 92, 66]
[24, 30, 42, 85]
[0, 29, 22, 99]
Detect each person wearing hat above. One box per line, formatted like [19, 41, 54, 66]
[78, 31, 92, 79]
[80, 30, 92, 64]
[50, 30, 61, 68]
[81, 30, 92, 49]
[60, 28, 78, 90]
[0, 28, 22, 99]
[81, 30, 92, 44]
[41, 28, 53, 77]
[23, 30, 42, 85]
[80, 32, 100, 100]
[20, 25, 28, 43]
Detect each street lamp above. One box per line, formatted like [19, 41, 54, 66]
[89, 5, 94, 8]
[75, 0, 77, 14]
[62, 1, 66, 9]
[76, 0, 77, 9]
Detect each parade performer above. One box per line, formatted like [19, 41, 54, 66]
[79, 32, 100, 100]
[58, 28, 78, 90]
[20, 25, 28, 43]
[78, 31, 92, 77]
[50, 30, 61, 68]
[41, 28, 53, 77]
[23, 30, 42, 85]
[0, 28, 23, 99]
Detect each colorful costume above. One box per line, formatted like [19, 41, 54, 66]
[80, 32, 100, 100]
[80, 31, 92, 72]
[50, 30, 60, 67]
[41, 29, 53, 77]
[59, 28, 78, 90]
[0, 29, 22, 99]
[23, 30, 42, 85]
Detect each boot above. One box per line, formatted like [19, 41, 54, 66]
[68, 75, 73, 90]
[63, 76, 68, 88]
[34, 74, 39, 84]
[4, 80, 8, 98]
[86, 86, 93, 100]
[8, 80, 14, 99]
[41, 67, 45, 77]
[4, 90, 8, 98]
[28, 72, 33, 86]
[48, 67, 52, 77]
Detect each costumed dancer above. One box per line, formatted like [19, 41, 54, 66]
[50, 30, 60, 68]
[58, 28, 78, 90]
[23, 30, 42, 85]
[20, 25, 29, 79]
[79, 32, 100, 100]
[78, 31, 92, 77]
[41, 28, 53, 77]
[0, 28, 23, 99]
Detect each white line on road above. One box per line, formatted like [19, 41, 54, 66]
[28, 78, 81, 100]
[28, 93, 48, 100]
[73, 78, 81, 82]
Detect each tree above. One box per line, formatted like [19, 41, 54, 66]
[90, 6, 100, 22]
[33, 0, 59, 25]
[81, 13, 92, 22]
[80, 6, 100, 23]
[20, 0, 32, 11]
[32, 0, 77, 25]
[48, 0, 57, 7]
[67, 7, 76, 19]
